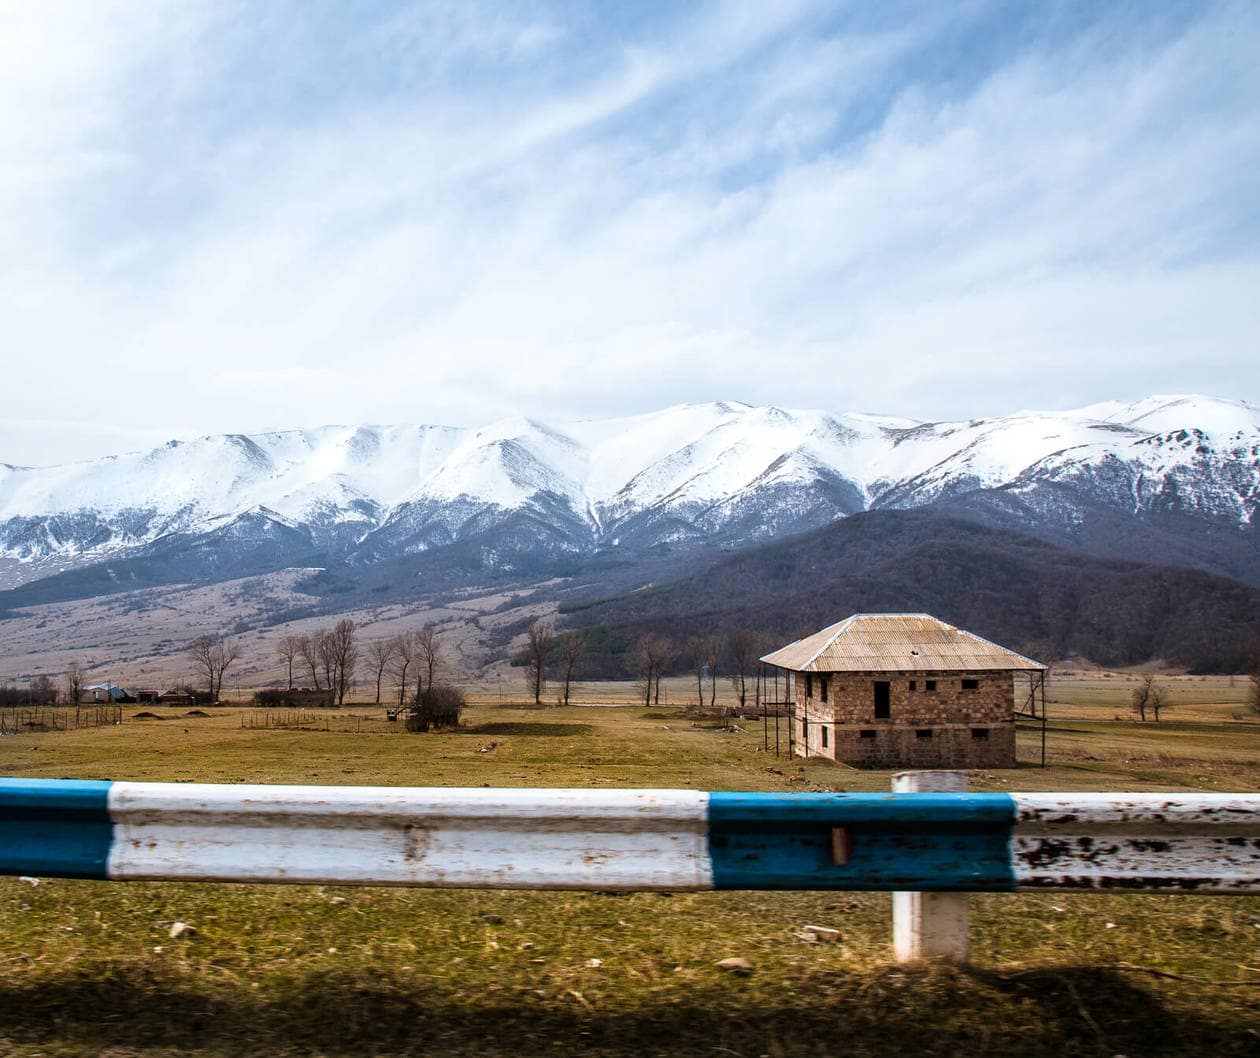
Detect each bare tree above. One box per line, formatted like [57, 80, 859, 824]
[632, 633, 672, 707]
[1152, 682, 1171, 721]
[412, 626, 443, 699]
[31, 674, 56, 706]
[327, 619, 358, 705]
[365, 638, 397, 705]
[728, 628, 758, 712]
[276, 635, 302, 690]
[317, 627, 339, 693]
[297, 634, 321, 690]
[557, 631, 586, 706]
[1131, 674, 1167, 723]
[64, 660, 86, 708]
[704, 636, 721, 710]
[685, 636, 706, 709]
[391, 633, 417, 709]
[525, 621, 554, 704]
[186, 635, 241, 702]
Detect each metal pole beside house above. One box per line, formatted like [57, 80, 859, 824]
[1040, 672, 1047, 768]
[892, 770, 969, 963]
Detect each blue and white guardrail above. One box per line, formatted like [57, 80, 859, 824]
[1, 779, 1258, 893]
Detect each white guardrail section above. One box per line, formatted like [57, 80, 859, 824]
[108, 784, 713, 888]
[1012, 793, 1260, 891]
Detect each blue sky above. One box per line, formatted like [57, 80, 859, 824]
[2, 0, 1257, 464]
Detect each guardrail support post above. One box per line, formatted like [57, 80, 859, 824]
[892, 770, 969, 963]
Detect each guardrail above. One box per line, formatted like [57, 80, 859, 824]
[3, 773, 1257, 962]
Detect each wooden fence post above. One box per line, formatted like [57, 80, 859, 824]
[892, 770, 969, 962]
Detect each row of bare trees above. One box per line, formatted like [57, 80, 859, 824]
[522, 621, 586, 705]
[274, 621, 358, 704]
[635, 629, 762, 709]
[276, 623, 445, 707]
[516, 623, 762, 709]
[0, 674, 59, 707]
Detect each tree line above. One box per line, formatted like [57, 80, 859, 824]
[515, 620, 764, 711]
[275, 621, 446, 709]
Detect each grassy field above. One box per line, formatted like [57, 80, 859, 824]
[0, 685, 1258, 1057]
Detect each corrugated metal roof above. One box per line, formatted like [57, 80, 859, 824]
[759, 613, 1045, 673]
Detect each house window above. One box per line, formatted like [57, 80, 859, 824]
[971, 728, 989, 740]
[805, 674, 813, 698]
[820, 676, 828, 703]
[860, 729, 876, 739]
[925, 680, 937, 692]
[909, 680, 917, 692]
[821, 726, 829, 748]
[873, 681, 891, 719]
[916, 729, 932, 739]
[961, 678, 979, 691]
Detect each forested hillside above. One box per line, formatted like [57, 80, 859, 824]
[560, 510, 1260, 677]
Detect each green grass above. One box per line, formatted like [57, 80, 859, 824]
[1, 696, 1258, 1056]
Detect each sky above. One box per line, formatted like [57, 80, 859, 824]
[1, 0, 1258, 466]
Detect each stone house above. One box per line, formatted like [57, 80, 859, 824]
[759, 613, 1045, 769]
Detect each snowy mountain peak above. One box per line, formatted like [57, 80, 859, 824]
[0, 395, 1255, 585]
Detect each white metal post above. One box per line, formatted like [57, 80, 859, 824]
[892, 770, 969, 962]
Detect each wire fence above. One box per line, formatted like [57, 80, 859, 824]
[239, 710, 400, 733]
[0, 705, 123, 734]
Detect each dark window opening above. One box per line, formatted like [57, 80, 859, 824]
[820, 677, 828, 703]
[821, 726, 829, 748]
[909, 680, 917, 692]
[860, 729, 876, 739]
[925, 680, 937, 692]
[971, 728, 990, 740]
[916, 728, 932, 739]
[873, 680, 891, 719]
[961, 678, 979, 691]
[805, 674, 813, 698]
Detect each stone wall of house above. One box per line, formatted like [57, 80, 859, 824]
[792, 670, 1019, 768]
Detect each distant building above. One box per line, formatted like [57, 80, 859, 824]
[760, 613, 1045, 769]
[81, 683, 134, 704]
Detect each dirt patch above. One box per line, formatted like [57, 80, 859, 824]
[464, 722, 593, 737]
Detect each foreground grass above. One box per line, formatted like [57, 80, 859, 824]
[1, 699, 1258, 1056]
[2, 880, 1258, 1058]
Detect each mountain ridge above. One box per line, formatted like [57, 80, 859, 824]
[1, 394, 1256, 594]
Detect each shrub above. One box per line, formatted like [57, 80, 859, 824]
[406, 683, 466, 732]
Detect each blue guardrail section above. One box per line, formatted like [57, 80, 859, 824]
[0, 778, 114, 879]
[706, 791, 1018, 890]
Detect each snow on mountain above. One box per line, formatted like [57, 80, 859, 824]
[0, 395, 1255, 583]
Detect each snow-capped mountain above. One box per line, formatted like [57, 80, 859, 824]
[1, 395, 1256, 592]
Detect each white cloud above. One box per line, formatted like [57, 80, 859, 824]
[0, 1, 1256, 465]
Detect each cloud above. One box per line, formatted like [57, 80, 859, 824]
[0, 1, 1257, 465]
